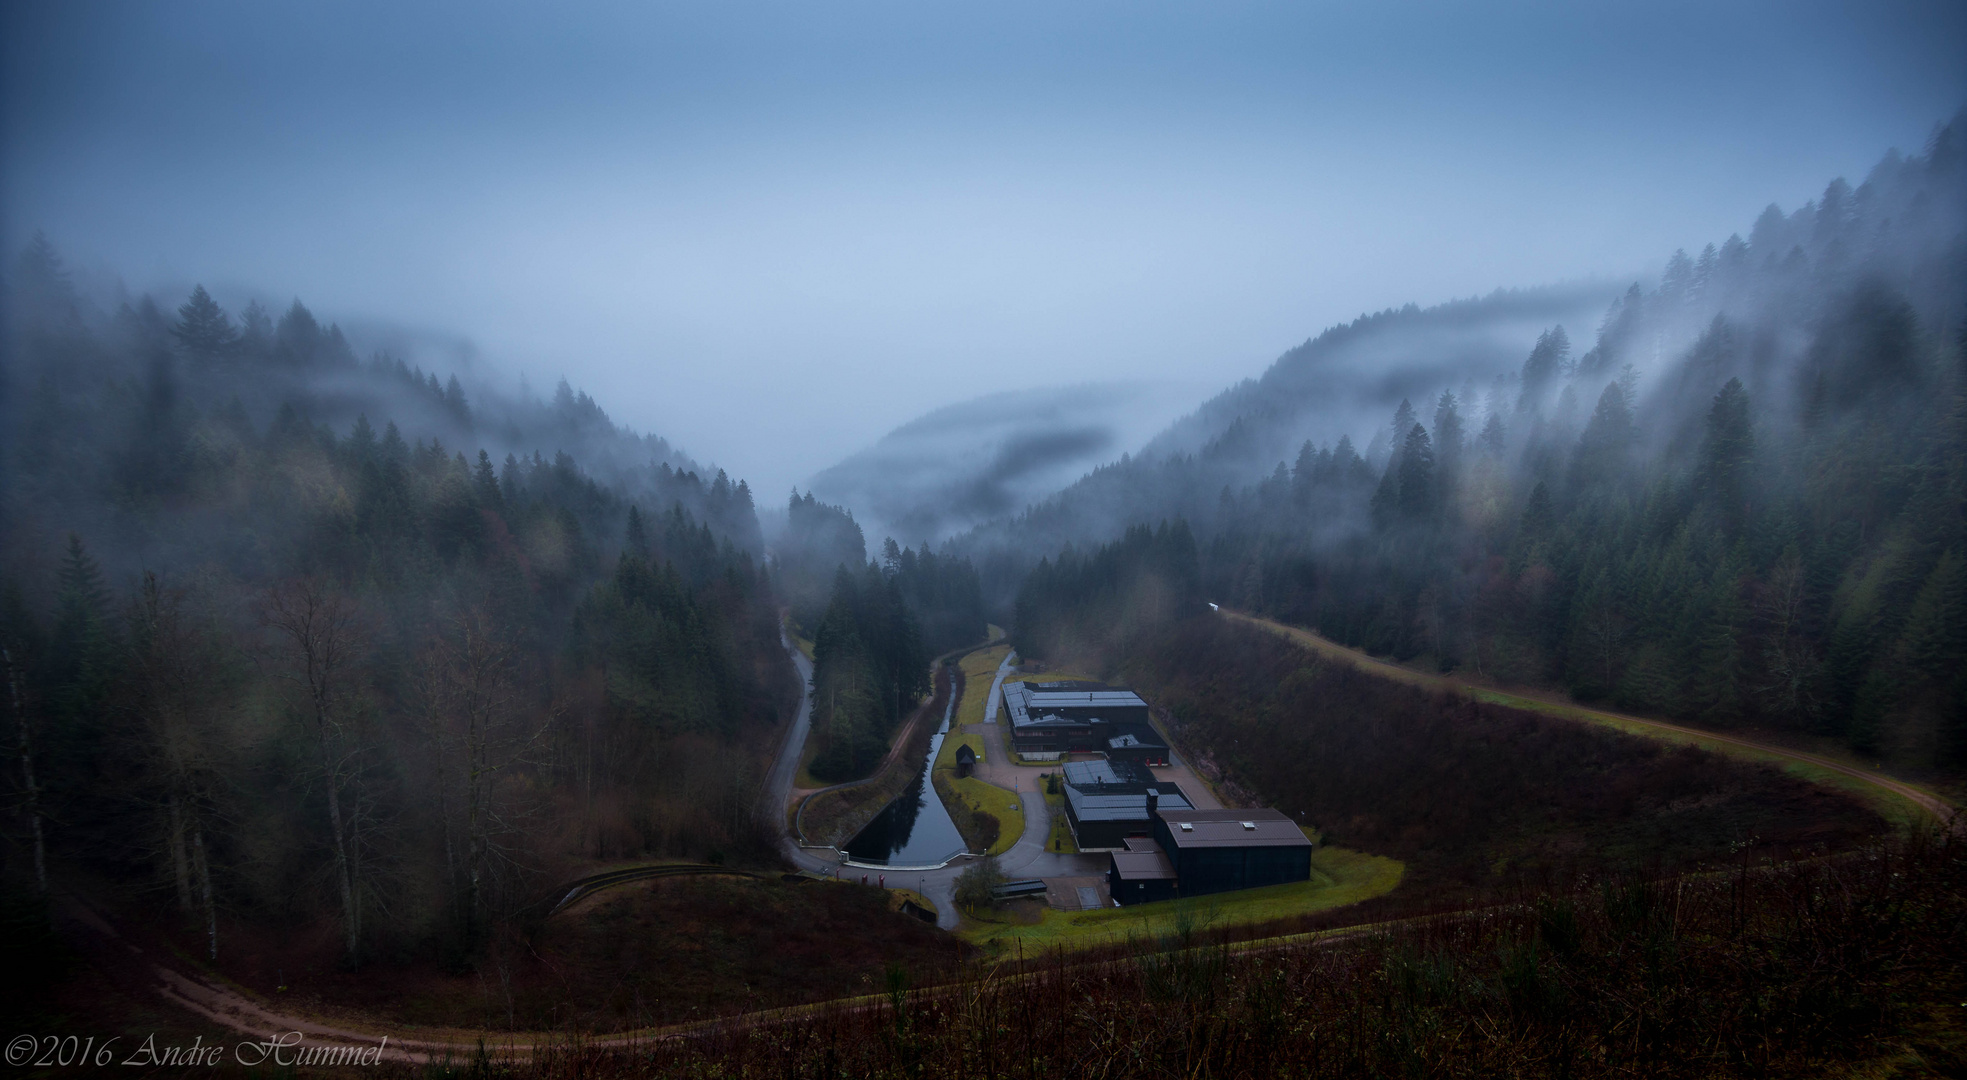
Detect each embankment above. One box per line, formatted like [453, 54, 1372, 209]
[796, 665, 956, 849]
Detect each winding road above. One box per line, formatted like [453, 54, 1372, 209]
[769, 637, 1102, 928]
[83, 619, 1951, 1063]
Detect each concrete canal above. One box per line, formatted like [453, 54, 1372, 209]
[843, 685, 966, 867]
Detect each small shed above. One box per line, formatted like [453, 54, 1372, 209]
[954, 743, 977, 778]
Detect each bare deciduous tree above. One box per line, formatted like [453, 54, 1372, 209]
[261, 577, 371, 965]
[3, 645, 47, 898]
[416, 605, 555, 949]
[127, 573, 234, 960]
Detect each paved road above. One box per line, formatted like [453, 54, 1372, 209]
[763, 631, 816, 830]
[767, 637, 1103, 929]
[983, 647, 1016, 724]
[1223, 608, 1959, 830]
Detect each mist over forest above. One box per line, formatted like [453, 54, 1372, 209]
[950, 117, 1967, 774]
[2, 2, 1965, 1064]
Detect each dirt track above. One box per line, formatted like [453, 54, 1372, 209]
[75, 614, 1954, 1063]
[1222, 608, 1958, 830]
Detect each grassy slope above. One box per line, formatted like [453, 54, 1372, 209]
[957, 844, 1403, 952]
[955, 646, 1011, 727]
[507, 876, 963, 1030]
[931, 649, 1023, 856]
[940, 774, 1024, 857]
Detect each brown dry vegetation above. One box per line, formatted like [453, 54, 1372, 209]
[1117, 616, 1888, 903]
[369, 831, 1965, 1079]
[5, 870, 970, 1042]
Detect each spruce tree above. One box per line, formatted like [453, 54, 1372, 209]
[1397, 424, 1435, 523]
[171, 285, 237, 364]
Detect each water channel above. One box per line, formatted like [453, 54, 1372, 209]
[842, 684, 967, 867]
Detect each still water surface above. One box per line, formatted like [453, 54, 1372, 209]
[843, 690, 966, 866]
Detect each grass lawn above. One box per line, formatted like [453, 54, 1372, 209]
[956, 845, 1403, 954]
[935, 728, 985, 772]
[957, 646, 1012, 727]
[939, 771, 1025, 856]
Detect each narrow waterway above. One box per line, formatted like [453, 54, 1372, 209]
[843, 685, 966, 867]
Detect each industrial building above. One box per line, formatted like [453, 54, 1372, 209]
[1004, 680, 1151, 756]
[1103, 726, 1170, 767]
[1059, 759, 1190, 849]
[1108, 837, 1179, 904]
[1108, 803, 1313, 905]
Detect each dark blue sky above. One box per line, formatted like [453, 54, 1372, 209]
[5, 1, 1962, 494]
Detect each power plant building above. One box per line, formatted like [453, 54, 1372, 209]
[1004, 681, 1152, 756]
[1108, 804, 1314, 905]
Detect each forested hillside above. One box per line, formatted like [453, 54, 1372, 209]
[805, 565, 929, 783]
[1002, 117, 1967, 775]
[1016, 523, 1886, 903]
[0, 240, 793, 971]
[775, 491, 987, 660]
[951, 284, 1609, 581]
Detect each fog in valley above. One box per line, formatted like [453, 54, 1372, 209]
[8, 2, 1962, 504]
[5, 4, 1967, 1074]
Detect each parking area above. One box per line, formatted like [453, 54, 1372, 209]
[1043, 875, 1111, 911]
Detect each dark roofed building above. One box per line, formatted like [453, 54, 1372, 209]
[1004, 680, 1150, 756]
[1060, 761, 1189, 848]
[1104, 724, 1170, 766]
[1062, 758, 1155, 789]
[1147, 808, 1313, 899]
[953, 743, 976, 778]
[1108, 837, 1179, 905]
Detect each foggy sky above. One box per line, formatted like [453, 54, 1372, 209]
[5, 1, 1963, 502]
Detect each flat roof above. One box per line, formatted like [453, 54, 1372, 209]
[1003, 682, 1149, 730]
[1157, 807, 1312, 849]
[1062, 759, 1156, 789]
[1066, 785, 1191, 822]
[1107, 728, 1168, 751]
[1027, 680, 1114, 692]
[1110, 845, 1177, 881]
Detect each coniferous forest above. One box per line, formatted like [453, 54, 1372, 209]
[984, 118, 1967, 776]
[0, 239, 799, 973]
[3, 12, 1965, 1069]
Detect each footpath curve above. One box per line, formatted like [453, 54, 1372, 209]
[99, 633, 1090, 1061]
[96, 617, 1944, 1064]
[1221, 608, 1958, 830]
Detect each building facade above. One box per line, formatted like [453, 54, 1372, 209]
[1108, 803, 1314, 906]
[1060, 759, 1191, 849]
[1004, 680, 1151, 756]
[1148, 807, 1313, 898]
